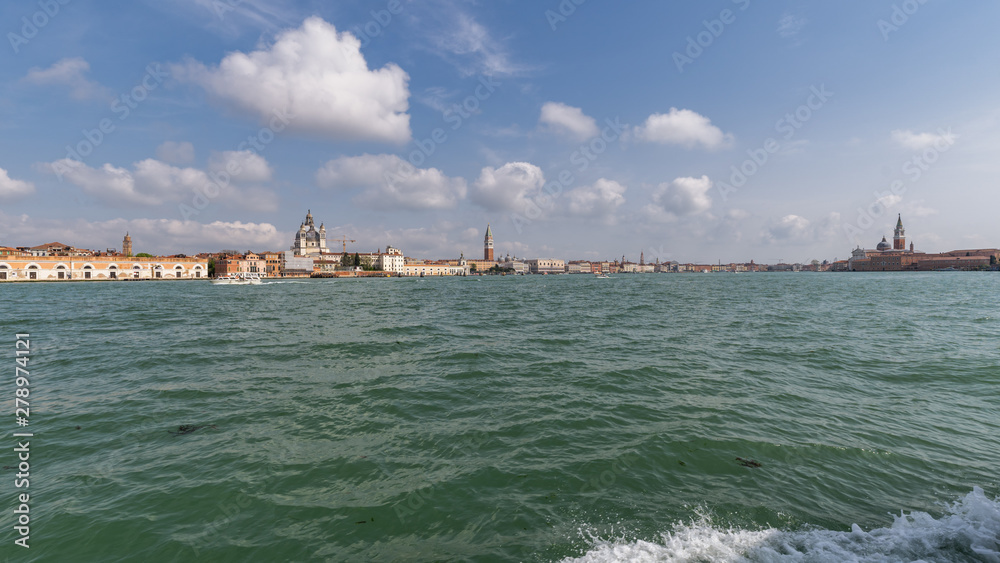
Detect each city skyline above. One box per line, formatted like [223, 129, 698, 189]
[2, 1, 999, 263]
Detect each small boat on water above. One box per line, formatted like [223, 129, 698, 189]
[595, 273, 610, 279]
[211, 272, 264, 285]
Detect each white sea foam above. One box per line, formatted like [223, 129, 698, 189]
[562, 488, 1000, 563]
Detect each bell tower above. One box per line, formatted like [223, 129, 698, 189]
[893, 214, 905, 251]
[122, 232, 132, 257]
[484, 223, 494, 261]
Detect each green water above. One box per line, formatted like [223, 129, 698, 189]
[2, 273, 999, 562]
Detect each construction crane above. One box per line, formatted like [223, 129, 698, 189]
[330, 236, 356, 253]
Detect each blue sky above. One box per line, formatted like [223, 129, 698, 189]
[1, 0, 998, 263]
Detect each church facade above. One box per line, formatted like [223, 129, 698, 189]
[291, 210, 329, 256]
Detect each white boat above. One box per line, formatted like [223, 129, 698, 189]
[595, 273, 610, 279]
[211, 272, 264, 285]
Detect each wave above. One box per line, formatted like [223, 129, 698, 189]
[563, 488, 1000, 562]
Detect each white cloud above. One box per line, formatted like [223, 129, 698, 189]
[39, 157, 276, 211]
[208, 150, 273, 183]
[766, 214, 812, 242]
[0, 210, 286, 255]
[316, 154, 466, 210]
[22, 57, 110, 101]
[539, 102, 599, 141]
[649, 176, 714, 218]
[189, 0, 297, 32]
[777, 14, 807, 39]
[780, 139, 810, 156]
[471, 162, 544, 212]
[0, 168, 35, 201]
[635, 109, 732, 149]
[172, 17, 411, 143]
[910, 205, 938, 218]
[891, 129, 957, 151]
[429, 12, 527, 76]
[876, 194, 903, 209]
[156, 141, 195, 164]
[42, 159, 166, 206]
[566, 179, 627, 218]
[764, 212, 841, 243]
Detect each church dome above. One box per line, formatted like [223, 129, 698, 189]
[876, 236, 891, 251]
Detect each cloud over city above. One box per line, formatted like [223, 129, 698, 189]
[634, 109, 733, 149]
[172, 17, 411, 143]
[316, 154, 467, 210]
[539, 102, 599, 141]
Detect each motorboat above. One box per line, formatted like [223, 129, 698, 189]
[211, 272, 264, 285]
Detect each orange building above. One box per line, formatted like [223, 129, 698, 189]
[215, 253, 265, 277]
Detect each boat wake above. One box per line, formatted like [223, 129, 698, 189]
[563, 488, 1000, 562]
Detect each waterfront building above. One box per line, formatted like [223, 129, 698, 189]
[847, 215, 999, 271]
[526, 259, 566, 274]
[291, 210, 329, 256]
[463, 259, 497, 273]
[0, 255, 207, 281]
[314, 255, 343, 274]
[262, 251, 282, 277]
[27, 242, 86, 257]
[402, 263, 466, 276]
[377, 246, 405, 274]
[215, 252, 265, 277]
[500, 254, 528, 275]
[342, 247, 405, 274]
[282, 251, 316, 277]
